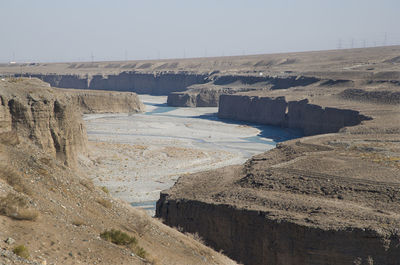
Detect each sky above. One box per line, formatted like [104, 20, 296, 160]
[1, 0, 399, 63]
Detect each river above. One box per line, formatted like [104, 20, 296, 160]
[80, 95, 301, 215]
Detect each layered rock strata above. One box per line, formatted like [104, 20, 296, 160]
[64, 89, 145, 114]
[32, 72, 209, 95]
[218, 95, 370, 135]
[0, 79, 87, 168]
[0, 78, 144, 168]
[157, 137, 400, 265]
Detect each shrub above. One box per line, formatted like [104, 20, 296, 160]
[80, 178, 94, 191]
[0, 193, 39, 221]
[133, 245, 147, 259]
[0, 165, 32, 195]
[13, 245, 29, 259]
[100, 229, 137, 246]
[100, 229, 149, 260]
[101, 186, 110, 194]
[96, 198, 112, 208]
[185, 231, 205, 245]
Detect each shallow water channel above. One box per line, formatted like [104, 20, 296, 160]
[82, 95, 301, 215]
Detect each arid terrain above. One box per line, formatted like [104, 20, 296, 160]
[1, 46, 400, 265]
[0, 78, 236, 264]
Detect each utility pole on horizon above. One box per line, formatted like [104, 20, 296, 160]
[337, 38, 342, 49]
[384, 32, 387, 46]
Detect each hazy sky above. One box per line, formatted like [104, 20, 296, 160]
[1, 0, 399, 62]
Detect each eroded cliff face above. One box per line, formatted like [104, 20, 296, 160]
[167, 89, 222, 107]
[64, 89, 145, 114]
[218, 94, 370, 135]
[157, 196, 400, 265]
[32, 72, 209, 96]
[0, 79, 87, 168]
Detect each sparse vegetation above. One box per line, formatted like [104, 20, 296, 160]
[185, 231, 205, 245]
[96, 198, 112, 208]
[0, 193, 39, 221]
[80, 178, 95, 191]
[13, 245, 30, 259]
[133, 245, 147, 259]
[0, 165, 32, 195]
[8, 77, 24, 83]
[100, 229, 148, 259]
[100, 229, 137, 245]
[101, 186, 110, 194]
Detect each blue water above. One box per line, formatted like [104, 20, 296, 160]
[144, 102, 177, 115]
[131, 201, 157, 215]
[127, 99, 302, 216]
[143, 103, 303, 144]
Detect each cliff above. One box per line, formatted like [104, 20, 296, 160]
[63, 89, 145, 114]
[32, 71, 209, 96]
[167, 89, 222, 107]
[0, 79, 144, 168]
[218, 94, 370, 135]
[0, 77, 236, 265]
[0, 78, 87, 168]
[157, 134, 400, 265]
[157, 197, 400, 265]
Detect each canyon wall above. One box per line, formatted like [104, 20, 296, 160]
[0, 79, 144, 168]
[166, 75, 322, 107]
[0, 80, 87, 168]
[156, 196, 400, 265]
[213, 75, 320, 89]
[32, 72, 209, 95]
[167, 89, 222, 107]
[218, 95, 370, 135]
[64, 89, 145, 114]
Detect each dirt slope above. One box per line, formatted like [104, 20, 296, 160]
[0, 78, 236, 265]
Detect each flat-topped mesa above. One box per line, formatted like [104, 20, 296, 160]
[218, 94, 371, 135]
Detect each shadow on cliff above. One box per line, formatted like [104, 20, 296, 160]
[193, 113, 303, 143]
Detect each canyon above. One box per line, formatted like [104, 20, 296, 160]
[0, 78, 236, 264]
[1, 46, 400, 265]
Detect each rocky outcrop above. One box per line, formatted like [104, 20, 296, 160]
[0, 79, 87, 168]
[218, 95, 371, 135]
[64, 89, 145, 114]
[167, 89, 222, 107]
[0, 79, 146, 168]
[157, 196, 400, 265]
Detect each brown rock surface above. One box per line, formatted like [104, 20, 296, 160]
[0, 78, 236, 265]
[0, 78, 87, 168]
[155, 48, 400, 265]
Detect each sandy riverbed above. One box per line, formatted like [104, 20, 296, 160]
[79, 95, 300, 214]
